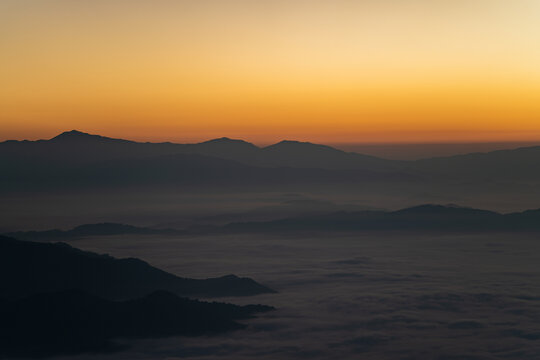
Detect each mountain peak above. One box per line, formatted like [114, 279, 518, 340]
[51, 130, 101, 142]
[264, 140, 342, 153]
[49, 130, 129, 144]
[52, 130, 91, 138]
[205, 137, 235, 143]
[199, 137, 258, 148]
[274, 140, 312, 146]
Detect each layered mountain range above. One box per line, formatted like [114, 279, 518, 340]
[218, 204, 540, 233]
[3, 130, 540, 192]
[8, 204, 540, 238]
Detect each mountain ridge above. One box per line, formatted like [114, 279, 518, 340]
[0, 130, 397, 170]
[6, 129, 540, 162]
[0, 235, 275, 300]
[10, 204, 540, 237]
[3, 130, 540, 187]
[3, 130, 540, 163]
[215, 204, 540, 234]
[4, 222, 183, 240]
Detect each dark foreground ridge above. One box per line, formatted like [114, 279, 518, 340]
[217, 204, 540, 234]
[4, 222, 184, 241]
[0, 289, 274, 358]
[0, 235, 276, 300]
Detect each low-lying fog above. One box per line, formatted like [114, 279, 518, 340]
[55, 232, 540, 359]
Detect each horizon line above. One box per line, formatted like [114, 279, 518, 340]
[4, 129, 540, 147]
[3, 129, 540, 161]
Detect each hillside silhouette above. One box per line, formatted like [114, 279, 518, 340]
[0, 235, 275, 300]
[0, 289, 273, 358]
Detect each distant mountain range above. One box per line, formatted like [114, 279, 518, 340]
[0, 235, 275, 300]
[412, 146, 540, 181]
[216, 204, 540, 234]
[5, 222, 183, 240]
[189, 199, 386, 226]
[0, 130, 396, 170]
[2, 130, 539, 193]
[0, 131, 418, 191]
[8, 204, 540, 236]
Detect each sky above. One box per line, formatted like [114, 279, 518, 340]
[1, 0, 540, 145]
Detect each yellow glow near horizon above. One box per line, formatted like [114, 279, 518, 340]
[1, 0, 540, 143]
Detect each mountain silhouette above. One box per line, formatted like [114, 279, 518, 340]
[215, 204, 540, 233]
[259, 140, 393, 170]
[0, 235, 275, 300]
[5, 222, 183, 240]
[188, 137, 261, 156]
[4, 130, 540, 212]
[0, 289, 274, 358]
[0, 130, 396, 171]
[50, 129, 125, 144]
[4, 131, 540, 178]
[4, 130, 540, 188]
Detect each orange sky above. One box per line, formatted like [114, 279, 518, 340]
[1, 0, 540, 144]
